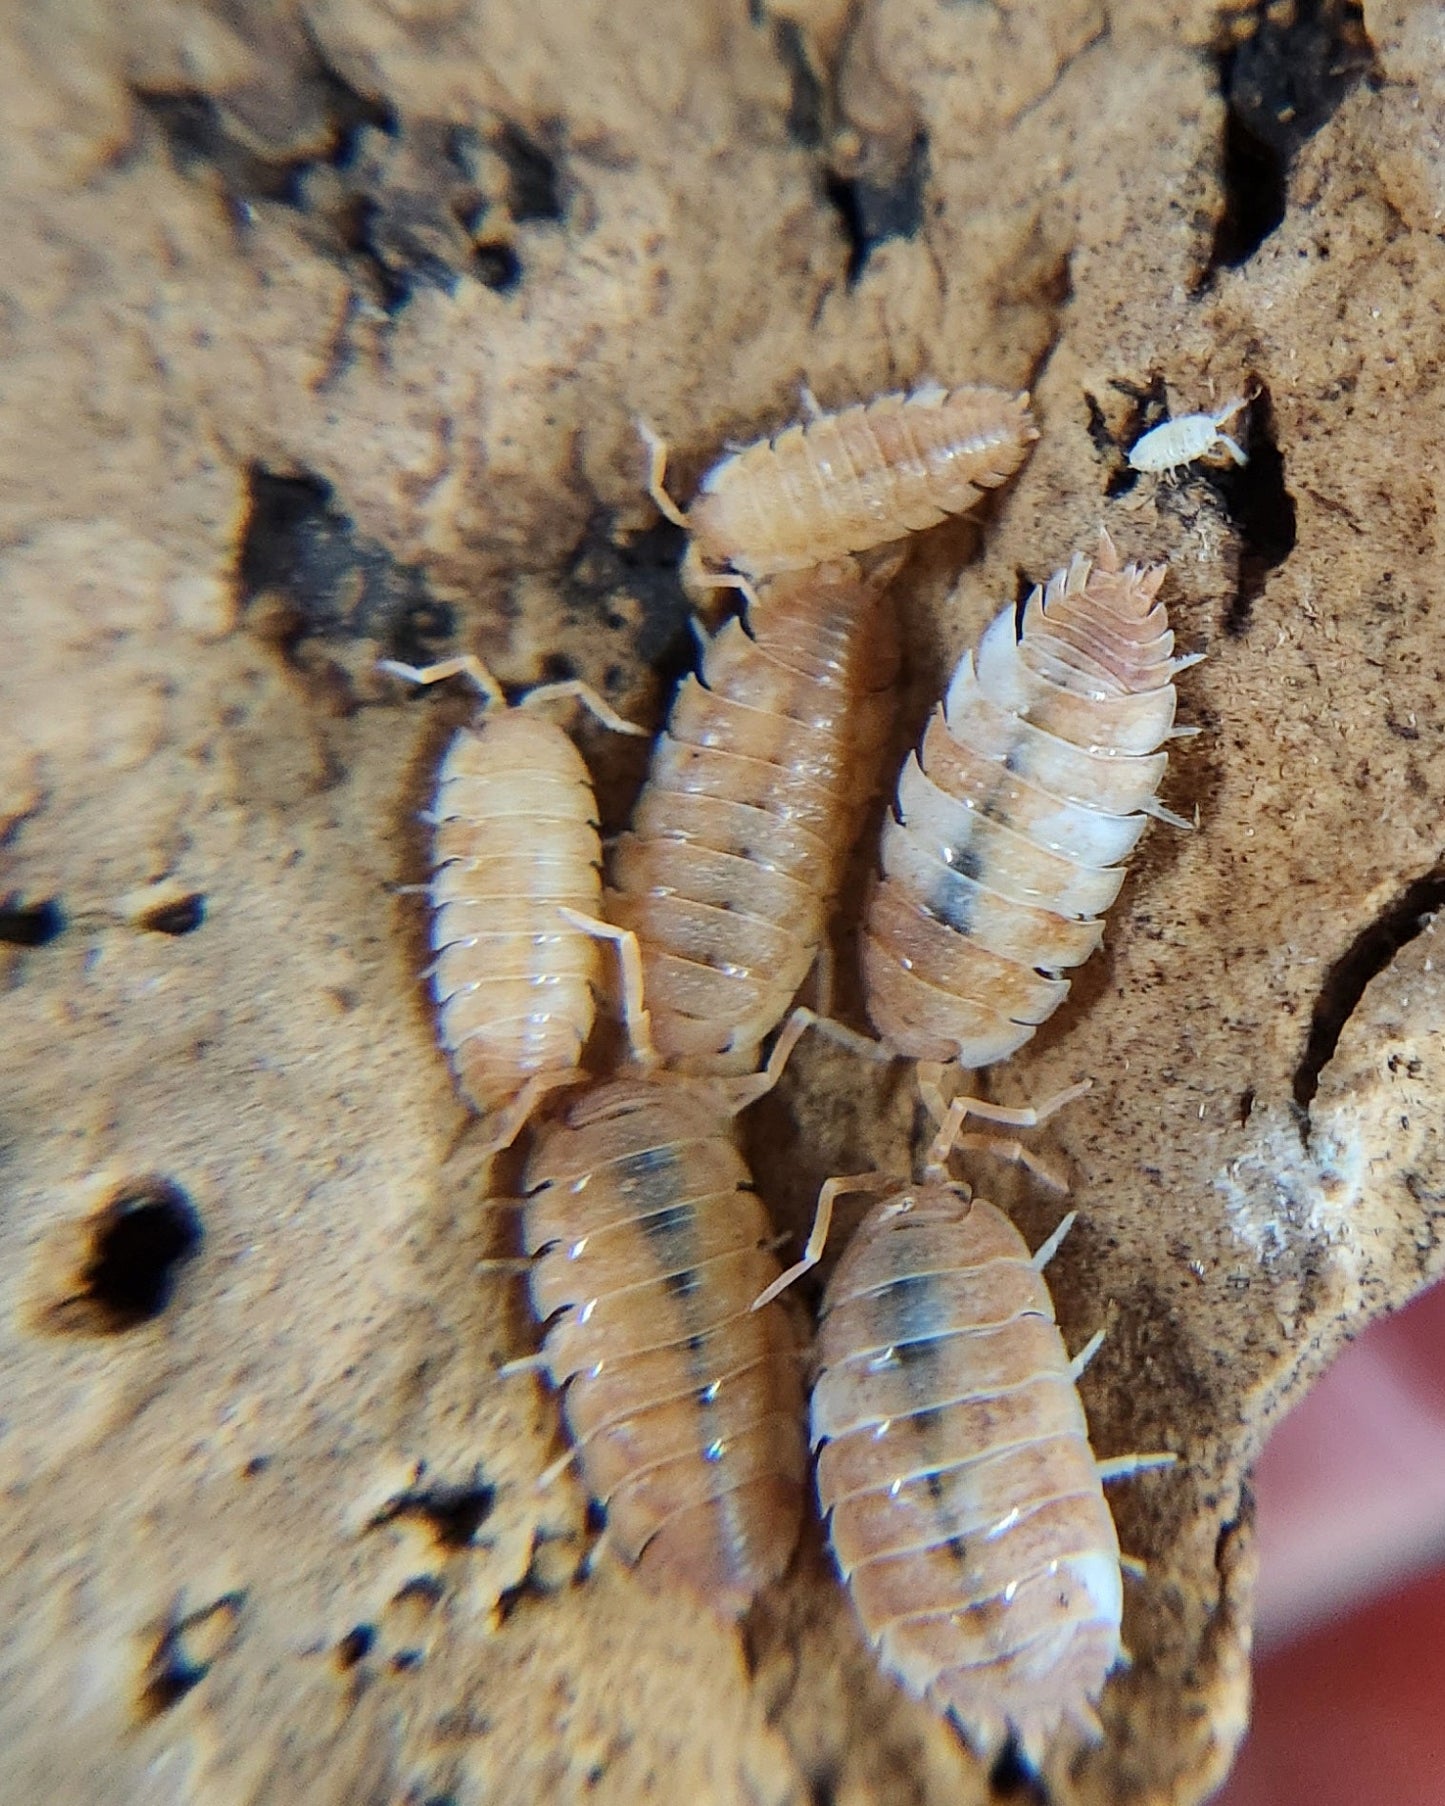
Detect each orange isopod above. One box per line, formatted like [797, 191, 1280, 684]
[605, 555, 901, 1071]
[808, 1118, 1172, 1760]
[643, 383, 1038, 592]
[862, 529, 1196, 1075]
[382, 655, 652, 1154]
[522, 1042, 809, 1615]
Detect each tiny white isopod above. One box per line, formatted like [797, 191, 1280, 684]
[1127, 394, 1252, 480]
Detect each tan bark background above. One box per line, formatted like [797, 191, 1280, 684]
[4, 1, 1444, 1800]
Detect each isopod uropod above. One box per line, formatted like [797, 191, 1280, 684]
[606, 554, 902, 1071]
[1126, 394, 1251, 479]
[805, 1105, 1174, 1761]
[382, 655, 652, 1155]
[522, 1025, 811, 1615]
[861, 530, 1196, 1082]
[643, 383, 1038, 594]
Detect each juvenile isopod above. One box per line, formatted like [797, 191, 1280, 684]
[1126, 393, 1251, 480]
[382, 654, 653, 1155]
[521, 1020, 811, 1615]
[606, 554, 902, 1071]
[860, 530, 1197, 1083]
[642, 383, 1038, 594]
[803, 1103, 1174, 1761]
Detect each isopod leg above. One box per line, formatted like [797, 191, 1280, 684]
[721, 1006, 814, 1113]
[786, 1006, 893, 1065]
[680, 542, 760, 612]
[949, 1131, 1069, 1191]
[520, 680, 648, 737]
[1096, 1451, 1178, 1482]
[751, 1170, 900, 1310]
[476, 1070, 580, 1157]
[637, 418, 691, 528]
[1068, 1327, 1106, 1379]
[379, 653, 505, 707]
[557, 908, 658, 1067]
[1029, 1209, 1077, 1272]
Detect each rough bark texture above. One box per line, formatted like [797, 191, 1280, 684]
[4, 2, 1443, 1802]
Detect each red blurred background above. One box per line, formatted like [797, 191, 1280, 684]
[1211, 1279, 1445, 1806]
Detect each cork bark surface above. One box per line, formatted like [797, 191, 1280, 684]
[4, 2, 1444, 1801]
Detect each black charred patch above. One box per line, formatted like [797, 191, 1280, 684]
[239, 466, 454, 664]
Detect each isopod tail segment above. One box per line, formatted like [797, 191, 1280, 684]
[380, 652, 655, 1155]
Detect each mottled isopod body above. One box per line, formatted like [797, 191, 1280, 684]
[385, 656, 647, 1154]
[649, 385, 1037, 586]
[523, 1075, 807, 1614]
[862, 531, 1192, 1069]
[813, 1183, 1123, 1759]
[607, 556, 901, 1070]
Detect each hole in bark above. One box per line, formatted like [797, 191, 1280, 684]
[139, 1594, 245, 1719]
[335, 1624, 375, 1669]
[1205, 0, 1376, 276]
[368, 1478, 498, 1549]
[473, 240, 523, 291]
[775, 19, 826, 147]
[0, 897, 66, 946]
[138, 893, 206, 936]
[64, 1182, 204, 1332]
[825, 129, 928, 283]
[1209, 388, 1296, 634]
[494, 120, 564, 222]
[1293, 866, 1445, 1111]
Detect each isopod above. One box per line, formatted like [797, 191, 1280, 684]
[1126, 393, 1251, 479]
[806, 1104, 1174, 1761]
[521, 1024, 811, 1615]
[643, 383, 1037, 593]
[606, 554, 902, 1071]
[382, 654, 653, 1154]
[861, 530, 1196, 1078]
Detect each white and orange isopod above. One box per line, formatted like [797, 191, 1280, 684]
[521, 1024, 812, 1615]
[382, 654, 653, 1154]
[605, 554, 901, 1072]
[861, 529, 1196, 1081]
[804, 1106, 1174, 1760]
[642, 383, 1038, 594]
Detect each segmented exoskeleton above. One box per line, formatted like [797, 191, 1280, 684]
[800, 1102, 1173, 1761]
[862, 530, 1195, 1073]
[643, 384, 1037, 594]
[382, 655, 651, 1155]
[523, 1045, 810, 1615]
[606, 555, 901, 1071]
